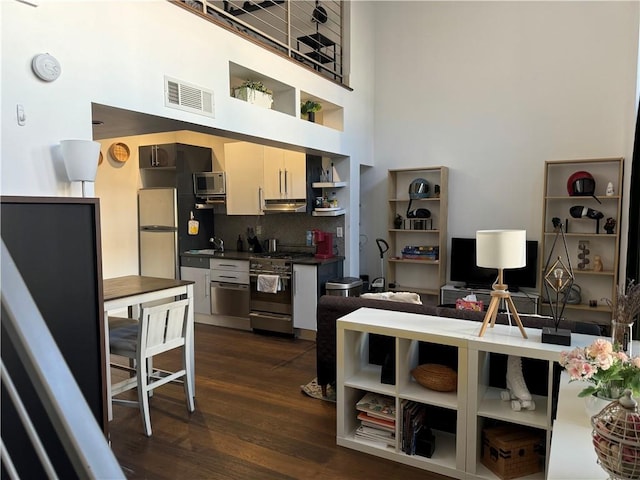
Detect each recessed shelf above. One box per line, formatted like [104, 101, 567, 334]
[229, 62, 295, 116]
[312, 181, 347, 188]
[300, 90, 343, 131]
[312, 208, 345, 217]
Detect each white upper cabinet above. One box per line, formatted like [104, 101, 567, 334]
[263, 147, 306, 200]
[224, 142, 265, 215]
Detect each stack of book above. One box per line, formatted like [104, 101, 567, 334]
[401, 400, 435, 457]
[354, 392, 396, 447]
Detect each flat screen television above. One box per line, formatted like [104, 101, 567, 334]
[449, 237, 538, 291]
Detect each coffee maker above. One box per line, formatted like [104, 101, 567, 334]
[313, 230, 334, 259]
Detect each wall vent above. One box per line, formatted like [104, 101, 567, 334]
[164, 76, 214, 118]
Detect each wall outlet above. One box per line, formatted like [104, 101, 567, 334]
[337, 226, 343, 238]
[256, 225, 262, 235]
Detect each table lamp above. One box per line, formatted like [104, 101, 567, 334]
[476, 229, 528, 338]
[60, 139, 100, 197]
[541, 220, 574, 345]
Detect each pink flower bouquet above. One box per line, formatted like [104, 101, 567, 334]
[560, 338, 640, 399]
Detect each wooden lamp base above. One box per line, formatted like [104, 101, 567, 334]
[478, 283, 528, 339]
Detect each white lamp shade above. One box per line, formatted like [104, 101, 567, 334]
[61, 140, 100, 182]
[476, 229, 526, 269]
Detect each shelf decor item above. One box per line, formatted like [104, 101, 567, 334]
[411, 364, 457, 392]
[607, 280, 640, 356]
[481, 425, 544, 480]
[476, 229, 528, 339]
[233, 80, 273, 109]
[591, 390, 640, 480]
[109, 142, 130, 163]
[541, 221, 574, 345]
[577, 240, 591, 270]
[301, 99, 322, 122]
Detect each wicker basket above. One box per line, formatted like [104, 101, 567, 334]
[109, 142, 130, 163]
[411, 364, 457, 392]
[591, 390, 640, 480]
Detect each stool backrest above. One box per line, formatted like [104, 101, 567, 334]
[140, 299, 189, 359]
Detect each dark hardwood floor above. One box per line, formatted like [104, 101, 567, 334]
[109, 324, 451, 479]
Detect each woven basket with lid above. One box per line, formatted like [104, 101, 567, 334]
[591, 389, 640, 480]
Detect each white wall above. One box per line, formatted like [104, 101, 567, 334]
[3, 1, 639, 285]
[360, 1, 639, 283]
[1, 0, 375, 276]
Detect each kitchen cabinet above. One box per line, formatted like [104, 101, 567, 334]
[224, 142, 265, 215]
[539, 157, 623, 328]
[263, 147, 306, 200]
[293, 264, 317, 331]
[387, 167, 448, 300]
[180, 258, 211, 320]
[225, 142, 308, 214]
[139, 144, 176, 169]
[139, 143, 212, 194]
[336, 307, 590, 479]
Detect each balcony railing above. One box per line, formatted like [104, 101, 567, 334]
[178, 0, 345, 84]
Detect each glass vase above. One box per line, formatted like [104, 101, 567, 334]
[584, 393, 616, 419]
[611, 318, 633, 356]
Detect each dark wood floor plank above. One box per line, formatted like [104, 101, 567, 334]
[109, 324, 451, 479]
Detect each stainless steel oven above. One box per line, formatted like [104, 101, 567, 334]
[249, 255, 294, 334]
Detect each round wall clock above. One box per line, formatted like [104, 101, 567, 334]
[31, 53, 62, 82]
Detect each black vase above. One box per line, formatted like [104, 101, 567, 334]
[307, 112, 315, 123]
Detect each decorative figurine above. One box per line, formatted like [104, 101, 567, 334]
[577, 240, 590, 270]
[606, 181, 614, 196]
[593, 255, 603, 272]
[604, 217, 616, 234]
[552, 217, 562, 232]
[394, 214, 403, 229]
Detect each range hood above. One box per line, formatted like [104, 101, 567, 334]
[262, 199, 307, 213]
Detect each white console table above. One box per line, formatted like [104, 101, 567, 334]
[547, 372, 605, 479]
[440, 284, 540, 314]
[336, 307, 601, 479]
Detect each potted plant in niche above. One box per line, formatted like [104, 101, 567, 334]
[301, 100, 322, 122]
[233, 80, 273, 109]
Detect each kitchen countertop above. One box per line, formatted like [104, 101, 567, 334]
[181, 250, 344, 266]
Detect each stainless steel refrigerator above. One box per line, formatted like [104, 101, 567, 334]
[138, 188, 179, 279]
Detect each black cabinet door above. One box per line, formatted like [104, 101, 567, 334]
[139, 144, 177, 169]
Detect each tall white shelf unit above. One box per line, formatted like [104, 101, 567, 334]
[540, 157, 624, 328]
[336, 308, 597, 479]
[387, 167, 448, 300]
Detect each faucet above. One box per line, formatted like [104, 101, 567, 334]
[210, 237, 224, 252]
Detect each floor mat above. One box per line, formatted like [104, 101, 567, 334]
[300, 377, 336, 403]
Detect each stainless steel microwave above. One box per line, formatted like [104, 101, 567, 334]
[193, 172, 226, 197]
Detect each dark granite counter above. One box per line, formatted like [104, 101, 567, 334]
[180, 250, 344, 266]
